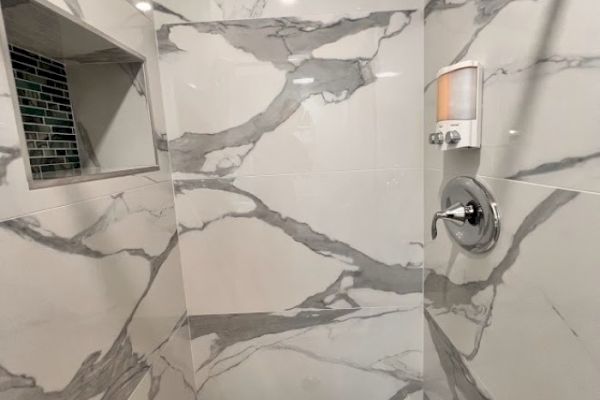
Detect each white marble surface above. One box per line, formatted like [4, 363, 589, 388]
[158, 8, 423, 178]
[425, 0, 600, 194]
[424, 1, 600, 398]
[157, 8, 424, 312]
[424, 171, 600, 399]
[0, 182, 194, 399]
[176, 169, 423, 315]
[189, 306, 423, 400]
[156, 7, 425, 309]
[154, 0, 423, 22]
[155, 2, 425, 397]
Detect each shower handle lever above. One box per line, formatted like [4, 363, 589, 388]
[431, 202, 477, 239]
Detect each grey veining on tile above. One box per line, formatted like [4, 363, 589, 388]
[160, 11, 415, 177]
[64, 0, 84, 18]
[213, 0, 267, 19]
[425, 0, 522, 63]
[424, 311, 491, 400]
[154, 0, 423, 22]
[0, 186, 194, 400]
[482, 53, 600, 181]
[188, 307, 422, 399]
[422, 170, 600, 399]
[176, 178, 422, 310]
[506, 150, 600, 181]
[424, 0, 469, 19]
[484, 54, 600, 85]
[152, 2, 190, 22]
[425, 0, 600, 195]
[425, 188, 578, 358]
[423, 0, 524, 89]
[157, 6, 424, 397]
[0, 145, 21, 184]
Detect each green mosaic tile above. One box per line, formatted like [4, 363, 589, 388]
[20, 106, 45, 116]
[46, 110, 68, 119]
[52, 126, 73, 133]
[50, 134, 76, 141]
[12, 60, 36, 74]
[19, 98, 47, 108]
[11, 44, 81, 179]
[17, 89, 39, 99]
[49, 141, 71, 149]
[28, 150, 43, 157]
[15, 79, 40, 91]
[44, 118, 73, 127]
[41, 85, 64, 96]
[22, 116, 44, 124]
[23, 124, 51, 133]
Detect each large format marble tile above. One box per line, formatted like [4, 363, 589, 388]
[175, 169, 423, 315]
[424, 171, 600, 399]
[0, 182, 194, 400]
[424, 0, 600, 194]
[157, 9, 423, 178]
[188, 306, 423, 400]
[154, 0, 423, 23]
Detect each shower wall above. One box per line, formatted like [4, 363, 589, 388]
[0, 1, 195, 399]
[155, 0, 425, 398]
[424, 1, 600, 399]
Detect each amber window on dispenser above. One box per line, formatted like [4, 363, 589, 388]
[436, 66, 478, 122]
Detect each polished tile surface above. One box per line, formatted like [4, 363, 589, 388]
[154, 0, 422, 21]
[190, 306, 422, 400]
[0, 2, 194, 399]
[0, 183, 194, 400]
[424, 1, 600, 398]
[157, 9, 423, 178]
[155, 2, 425, 397]
[175, 170, 423, 314]
[425, 0, 600, 194]
[425, 173, 600, 399]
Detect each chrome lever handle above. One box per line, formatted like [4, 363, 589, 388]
[431, 202, 476, 239]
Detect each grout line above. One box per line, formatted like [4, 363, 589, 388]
[0, 180, 171, 224]
[422, 168, 600, 197]
[174, 167, 425, 181]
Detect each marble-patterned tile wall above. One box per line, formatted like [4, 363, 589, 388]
[424, 1, 600, 399]
[0, 1, 195, 400]
[0, 183, 195, 400]
[154, 0, 425, 398]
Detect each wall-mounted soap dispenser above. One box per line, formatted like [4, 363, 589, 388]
[429, 60, 483, 151]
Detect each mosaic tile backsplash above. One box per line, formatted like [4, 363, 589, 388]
[9, 45, 81, 180]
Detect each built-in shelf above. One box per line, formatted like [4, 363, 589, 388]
[0, 0, 159, 187]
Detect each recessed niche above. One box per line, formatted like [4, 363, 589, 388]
[0, 0, 158, 187]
